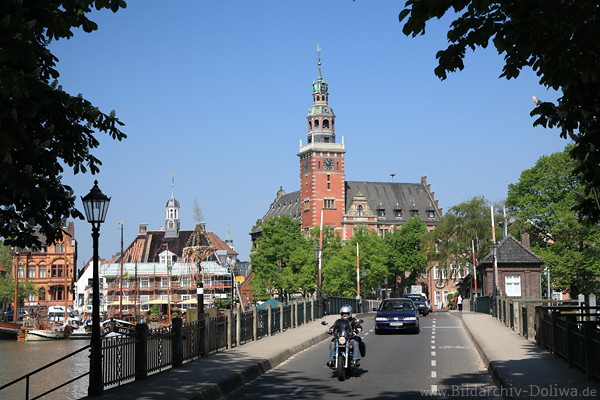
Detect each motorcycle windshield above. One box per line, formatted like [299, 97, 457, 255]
[332, 318, 352, 338]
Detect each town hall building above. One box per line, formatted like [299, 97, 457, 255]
[251, 56, 449, 304]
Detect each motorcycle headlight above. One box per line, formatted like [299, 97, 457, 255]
[339, 337, 347, 345]
[375, 317, 388, 321]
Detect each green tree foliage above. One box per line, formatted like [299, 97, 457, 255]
[1, 0, 127, 248]
[400, 1, 600, 221]
[326, 226, 387, 297]
[0, 274, 38, 304]
[384, 216, 427, 293]
[0, 240, 11, 270]
[506, 146, 600, 295]
[250, 216, 313, 301]
[427, 197, 503, 278]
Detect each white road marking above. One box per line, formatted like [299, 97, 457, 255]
[431, 385, 438, 393]
[431, 345, 435, 350]
[431, 360, 436, 367]
[431, 370, 437, 378]
[290, 387, 304, 395]
[431, 351, 436, 356]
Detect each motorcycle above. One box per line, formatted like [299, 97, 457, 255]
[322, 318, 363, 381]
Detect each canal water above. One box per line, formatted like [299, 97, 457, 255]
[0, 340, 89, 400]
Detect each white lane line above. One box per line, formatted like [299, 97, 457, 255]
[431, 385, 438, 394]
[290, 387, 304, 395]
[431, 351, 436, 356]
[431, 345, 435, 350]
[431, 370, 437, 378]
[431, 360, 436, 367]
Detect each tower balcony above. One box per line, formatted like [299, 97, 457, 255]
[298, 141, 345, 156]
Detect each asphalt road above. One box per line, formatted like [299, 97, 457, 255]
[222, 312, 500, 399]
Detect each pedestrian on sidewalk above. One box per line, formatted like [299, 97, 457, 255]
[457, 294, 463, 312]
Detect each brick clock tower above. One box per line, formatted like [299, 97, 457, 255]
[298, 54, 346, 234]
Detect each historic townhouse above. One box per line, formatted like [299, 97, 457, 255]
[12, 222, 77, 312]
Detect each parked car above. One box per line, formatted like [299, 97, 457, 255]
[47, 306, 83, 326]
[2, 309, 29, 321]
[405, 293, 429, 316]
[373, 298, 420, 334]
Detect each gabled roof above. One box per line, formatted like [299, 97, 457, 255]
[122, 228, 233, 264]
[206, 232, 238, 257]
[479, 235, 544, 266]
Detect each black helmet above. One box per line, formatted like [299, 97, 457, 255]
[340, 305, 352, 319]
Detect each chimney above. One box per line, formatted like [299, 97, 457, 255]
[139, 224, 148, 235]
[67, 221, 75, 238]
[521, 233, 530, 249]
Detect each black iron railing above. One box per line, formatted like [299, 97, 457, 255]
[535, 305, 600, 381]
[1, 297, 329, 398]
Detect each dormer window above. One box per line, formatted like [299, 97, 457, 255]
[394, 209, 402, 218]
[377, 209, 385, 217]
[427, 210, 435, 218]
[159, 250, 176, 266]
[357, 205, 364, 217]
[410, 210, 418, 217]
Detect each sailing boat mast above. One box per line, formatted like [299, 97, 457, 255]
[13, 251, 19, 323]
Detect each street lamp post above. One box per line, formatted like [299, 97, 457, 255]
[81, 180, 111, 397]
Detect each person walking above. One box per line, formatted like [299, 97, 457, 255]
[457, 294, 463, 312]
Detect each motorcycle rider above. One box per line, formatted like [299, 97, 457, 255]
[326, 305, 363, 368]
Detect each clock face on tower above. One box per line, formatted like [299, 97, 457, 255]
[324, 158, 334, 170]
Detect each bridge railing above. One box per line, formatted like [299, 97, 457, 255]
[101, 297, 327, 392]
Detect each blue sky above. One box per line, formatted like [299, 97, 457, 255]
[52, 1, 568, 269]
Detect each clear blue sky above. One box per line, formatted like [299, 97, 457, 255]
[52, 1, 568, 269]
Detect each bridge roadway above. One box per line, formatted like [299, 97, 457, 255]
[93, 311, 600, 400]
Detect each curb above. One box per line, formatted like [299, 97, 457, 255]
[189, 332, 331, 400]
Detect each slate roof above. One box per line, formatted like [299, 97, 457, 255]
[260, 190, 302, 223]
[255, 180, 441, 232]
[345, 181, 441, 224]
[479, 235, 544, 266]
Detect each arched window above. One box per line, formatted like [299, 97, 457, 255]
[357, 205, 364, 217]
[314, 119, 319, 128]
[28, 265, 36, 278]
[309, 121, 312, 129]
[323, 119, 329, 129]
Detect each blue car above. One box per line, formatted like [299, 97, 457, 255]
[373, 298, 420, 334]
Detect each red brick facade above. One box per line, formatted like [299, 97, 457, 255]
[12, 222, 77, 310]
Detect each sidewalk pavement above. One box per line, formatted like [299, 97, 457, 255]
[84, 312, 600, 400]
[458, 311, 600, 399]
